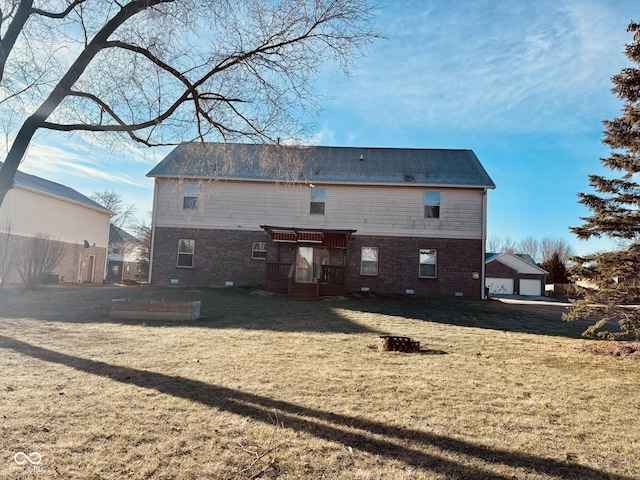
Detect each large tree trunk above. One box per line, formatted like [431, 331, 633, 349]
[0, 0, 172, 210]
[0, 118, 40, 207]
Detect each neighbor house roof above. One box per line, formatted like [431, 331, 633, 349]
[147, 143, 496, 189]
[486, 252, 547, 274]
[109, 224, 137, 245]
[1, 162, 112, 213]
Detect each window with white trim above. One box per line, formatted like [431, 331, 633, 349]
[183, 183, 199, 210]
[310, 188, 325, 215]
[424, 191, 440, 218]
[177, 239, 195, 267]
[252, 242, 267, 260]
[419, 249, 437, 278]
[360, 247, 378, 276]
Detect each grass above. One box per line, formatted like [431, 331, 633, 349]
[1, 284, 639, 479]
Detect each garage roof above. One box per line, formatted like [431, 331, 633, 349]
[486, 252, 548, 274]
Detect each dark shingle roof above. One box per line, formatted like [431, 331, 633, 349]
[147, 143, 496, 188]
[1, 162, 111, 213]
[109, 224, 136, 244]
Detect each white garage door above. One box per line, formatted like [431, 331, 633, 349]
[486, 278, 513, 295]
[520, 279, 542, 296]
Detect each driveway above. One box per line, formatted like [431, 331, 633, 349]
[490, 295, 572, 306]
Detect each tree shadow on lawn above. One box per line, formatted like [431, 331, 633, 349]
[0, 285, 598, 338]
[0, 334, 630, 480]
[339, 295, 596, 339]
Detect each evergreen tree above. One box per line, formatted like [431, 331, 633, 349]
[540, 251, 569, 284]
[565, 22, 640, 340]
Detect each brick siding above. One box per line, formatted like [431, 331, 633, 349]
[151, 227, 484, 298]
[347, 235, 484, 298]
[151, 227, 269, 287]
[0, 233, 106, 285]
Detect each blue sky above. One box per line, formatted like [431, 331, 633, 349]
[17, 0, 638, 255]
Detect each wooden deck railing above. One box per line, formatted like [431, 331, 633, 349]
[265, 263, 346, 297]
[266, 262, 294, 282]
[319, 265, 345, 285]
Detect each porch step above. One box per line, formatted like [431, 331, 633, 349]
[288, 283, 319, 301]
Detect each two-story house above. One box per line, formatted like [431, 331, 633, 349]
[0, 163, 112, 285]
[146, 143, 496, 299]
[106, 224, 144, 283]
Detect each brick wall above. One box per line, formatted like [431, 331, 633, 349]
[346, 235, 484, 298]
[0, 233, 106, 285]
[151, 227, 485, 298]
[151, 227, 269, 287]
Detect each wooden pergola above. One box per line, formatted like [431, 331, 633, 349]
[260, 225, 356, 300]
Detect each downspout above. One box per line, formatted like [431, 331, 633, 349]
[102, 213, 111, 283]
[481, 188, 488, 299]
[148, 179, 159, 284]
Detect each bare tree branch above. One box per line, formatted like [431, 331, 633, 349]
[0, 0, 34, 82]
[31, 0, 87, 19]
[0, 0, 377, 206]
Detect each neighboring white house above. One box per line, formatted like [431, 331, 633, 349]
[0, 163, 112, 284]
[147, 143, 496, 299]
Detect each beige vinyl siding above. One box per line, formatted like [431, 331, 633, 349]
[153, 179, 485, 239]
[0, 187, 111, 247]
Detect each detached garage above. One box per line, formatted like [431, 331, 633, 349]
[485, 253, 547, 296]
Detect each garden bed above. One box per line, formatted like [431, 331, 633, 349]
[110, 298, 201, 321]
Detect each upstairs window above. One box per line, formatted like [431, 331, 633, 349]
[177, 239, 195, 267]
[360, 247, 379, 276]
[419, 249, 437, 278]
[183, 183, 199, 210]
[310, 188, 325, 215]
[424, 191, 440, 218]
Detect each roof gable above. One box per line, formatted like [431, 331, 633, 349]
[1, 162, 111, 213]
[486, 252, 547, 274]
[147, 143, 496, 189]
[109, 224, 136, 244]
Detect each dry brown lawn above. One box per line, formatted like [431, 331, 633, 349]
[1, 284, 639, 479]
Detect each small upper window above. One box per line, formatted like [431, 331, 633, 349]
[419, 249, 437, 278]
[361, 247, 378, 276]
[424, 192, 440, 218]
[183, 183, 199, 210]
[310, 188, 325, 215]
[177, 239, 195, 268]
[252, 242, 267, 260]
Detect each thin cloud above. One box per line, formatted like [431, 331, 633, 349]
[321, 0, 634, 136]
[306, 126, 336, 146]
[20, 143, 147, 188]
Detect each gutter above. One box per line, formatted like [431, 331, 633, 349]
[147, 174, 496, 191]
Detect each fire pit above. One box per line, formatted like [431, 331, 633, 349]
[378, 335, 420, 353]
